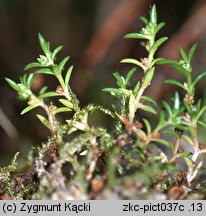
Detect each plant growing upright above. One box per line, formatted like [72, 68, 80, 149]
[1, 4, 206, 199]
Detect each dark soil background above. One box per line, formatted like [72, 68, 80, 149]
[0, 0, 206, 165]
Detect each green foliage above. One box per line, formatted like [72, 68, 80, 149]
[2, 4, 206, 199]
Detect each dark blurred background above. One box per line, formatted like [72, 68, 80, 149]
[0, 0, 206, 165]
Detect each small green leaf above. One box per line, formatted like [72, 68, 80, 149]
[24, 62, 43, 70]
[143, 67, 154, 87]
[133, 81, 140, 95]
[52, 45, 63, 60]
[39, 91, 58, 99]
[179, 48, 188, 62]
[38, 33, 49, 55]
[164, 79, 185, 89]
[182, 135, 193, 146]
[150, 37, 168, 56]
[163, 129, 179, 138]
[125, 68, 136, 86]
[124, 33, 147, 39]
[143, 118, 151, 135]
[59, 56, 70, 72]
[192, 71, 206, 86]
[36, 114, 50, 130]
[173, 92, 180, 110]
[157, 59, 189, 75]
[121, 58, 144, 70]
[102, 88, 122, 98]
[194, 106, 206, 122]
[39, 86, 48, 95]
[119, 88, 132, 97]
[158, 111, 165, 126]
[198, 120, 206, 128]
[26, 73, 34, 88]
[177, 151, 192, 158]
[11, 152, 19, 166]
[184, 157, 193, 167]
[154, 22, 165, 35]
[113, 71, 125, 88]
[35, 68, 53, 75]
[59, 99, 74, 108]
[150, 4, 157, 23]
[188, 44, 197, 63]
[53, 107, 72, 114]
[162, 101, 172, 117]
[21, 104, 38, 115]
[151, 58, 166, 66]
[155, 138, 173, 150]
[141, 95, 157, 106]
[5, 78, 20, 91]
[139, 105, 156, 114]
[65, 65, 73, 87]
[139, 16, 148, 24]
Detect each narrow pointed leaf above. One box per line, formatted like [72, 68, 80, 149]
[182, 135, 194, 146]
[26, 73, 34, 88]
[184, 157, 193, 167]
[34, 68, 53, 75]
[121, 58, 144, 69]
[141, 96, 157, 106]
[193, 71, 206, 86]
[157, 59, 188, 75]
[52, 45, 63, 60]
[124, 33, 146, 39]
[38, 33, 49, 55]
[21, 104, 38, 115]
[139, 105, 156, 114]
[59, 56, 70, 72]
[177, 151, 192, 158]
[158, 111, 165, 126]
[188, 44, 197, 62]
[179, 48, 188, 62]
[151, 58, 166, 66]
[162, 101, 172, 117]
[39, 86, 48, 95]
[53, 107, 72, 114]
[173, 92, 180, 110]
[143, 118, 151, 135]
[65, 66, 73, 87]
[154, 22, 165, 35]
[125, 68, 136, 86]
[164, 79, 185, 89]
[133, 81, 140, 95]
[198, 120, 206, 128]
[5, 78, 19, 91]
[113, 71, 125, 88]
[59, 99, 74, 108]
[39, 91, 58, 99]
[155, 138, 173, 150]
[119, 88, 132, 97]
[139, 16, 148, 24]
[24, 62, 43, 70]
[163, 129, 179, 138]
[36, 114, 50, 130]
[194, 106, 206, 122]
[150, 37, 168, 56]
[150, 4, 157, 23]
[102, 88, 122, 97]
[143, 67, 154, 86]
